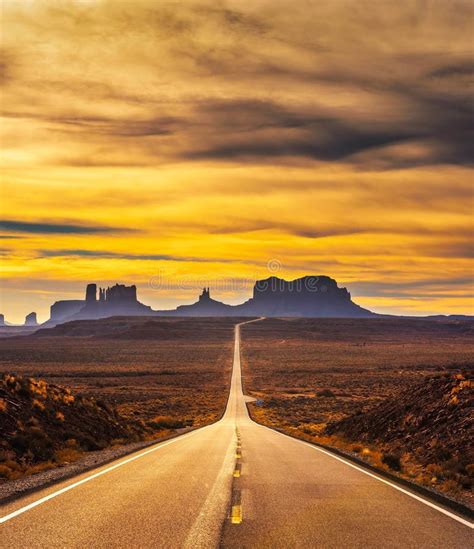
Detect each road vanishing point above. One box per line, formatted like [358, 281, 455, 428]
[1, 319, 473, 548]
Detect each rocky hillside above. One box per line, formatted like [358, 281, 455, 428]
[0, 374, 146, 479]
[325, 372, 473, 497]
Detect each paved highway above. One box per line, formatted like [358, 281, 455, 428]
[1, 319, 472, 548]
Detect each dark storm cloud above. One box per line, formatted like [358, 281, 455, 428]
[0, 220, 128, 235]
[3, 0, 473, 170]
[5, 89, 471, 168]
[175, 68, 474, 167]
[42, 86, 469, 168]
[172, 17, 473, 169]
[182, 99, 417, 163]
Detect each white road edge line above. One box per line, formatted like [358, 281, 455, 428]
[0, 424, 208, 525]
[263, 425, 474, 528]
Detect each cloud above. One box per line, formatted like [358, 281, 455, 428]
[427, 60, 474, 80]
[350, 277, 474, 300]
[37, 249, 238, 263]
[421, 240, 474, 259]
[5, 92, 472, 168]
[2, 1, 473, 169]
[204, 217, 369, 239]
[0, 220, 128, 235]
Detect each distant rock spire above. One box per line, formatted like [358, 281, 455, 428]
[85, 283, 97, 304]
[25, 312, 38, 326]
[199, 287, 211, 302]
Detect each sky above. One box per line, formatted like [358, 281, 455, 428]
[1, 0, 473, 323]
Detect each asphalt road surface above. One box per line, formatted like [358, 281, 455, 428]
[1, 319, 472, 548]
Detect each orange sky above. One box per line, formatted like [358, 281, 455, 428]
[1, 0, 473, 323]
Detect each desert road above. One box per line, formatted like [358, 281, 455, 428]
[1, 320, 472, 548]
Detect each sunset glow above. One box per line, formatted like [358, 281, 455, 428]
[1, 0, 473, 322]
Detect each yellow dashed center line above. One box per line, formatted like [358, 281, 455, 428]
[231, 504, 242, 524]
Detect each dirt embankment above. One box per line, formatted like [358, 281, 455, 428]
[0, 373, 146, 481]
[325, 372, 473, 497]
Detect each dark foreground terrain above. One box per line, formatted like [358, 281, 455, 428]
[0, 317, 237, 479]
[241, 318, 474, 507]
[0, 373, 147, 480]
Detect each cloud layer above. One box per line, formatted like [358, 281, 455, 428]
[1, 0, 473, 322]
[0, 220, 127, 235]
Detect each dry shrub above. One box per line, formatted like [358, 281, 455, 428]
[0, 464, 12, 479]
[26, 461, 56, 475]
[54, 448, 83, 464]
[0, 460, 23, 480]
[426, 463, 443, 478]
[440, 479, 461, 494]
[148, 416, 185, 430]
[317, 389, 335, 398]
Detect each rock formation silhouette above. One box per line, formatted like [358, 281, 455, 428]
[156, 277, 374, 318]
[85, 283, 97, 304]
[199, 288, 211, 302]
[50, 300, 84, 324]
[172, 288, 235, 316]
[234, 276, 373, 317]
[43, 283, 152, 326]
[44, 276, 375, 325]
[7, 275, 472, 328]
[0, 314, 5, 327]
[25, 312, 38, 326]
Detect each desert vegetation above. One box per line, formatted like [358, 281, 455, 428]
[0, 373, 145, 479]
[241, 318, 474, 507]
[325, 372, 473, 496]
[0, 317, 237, 479]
